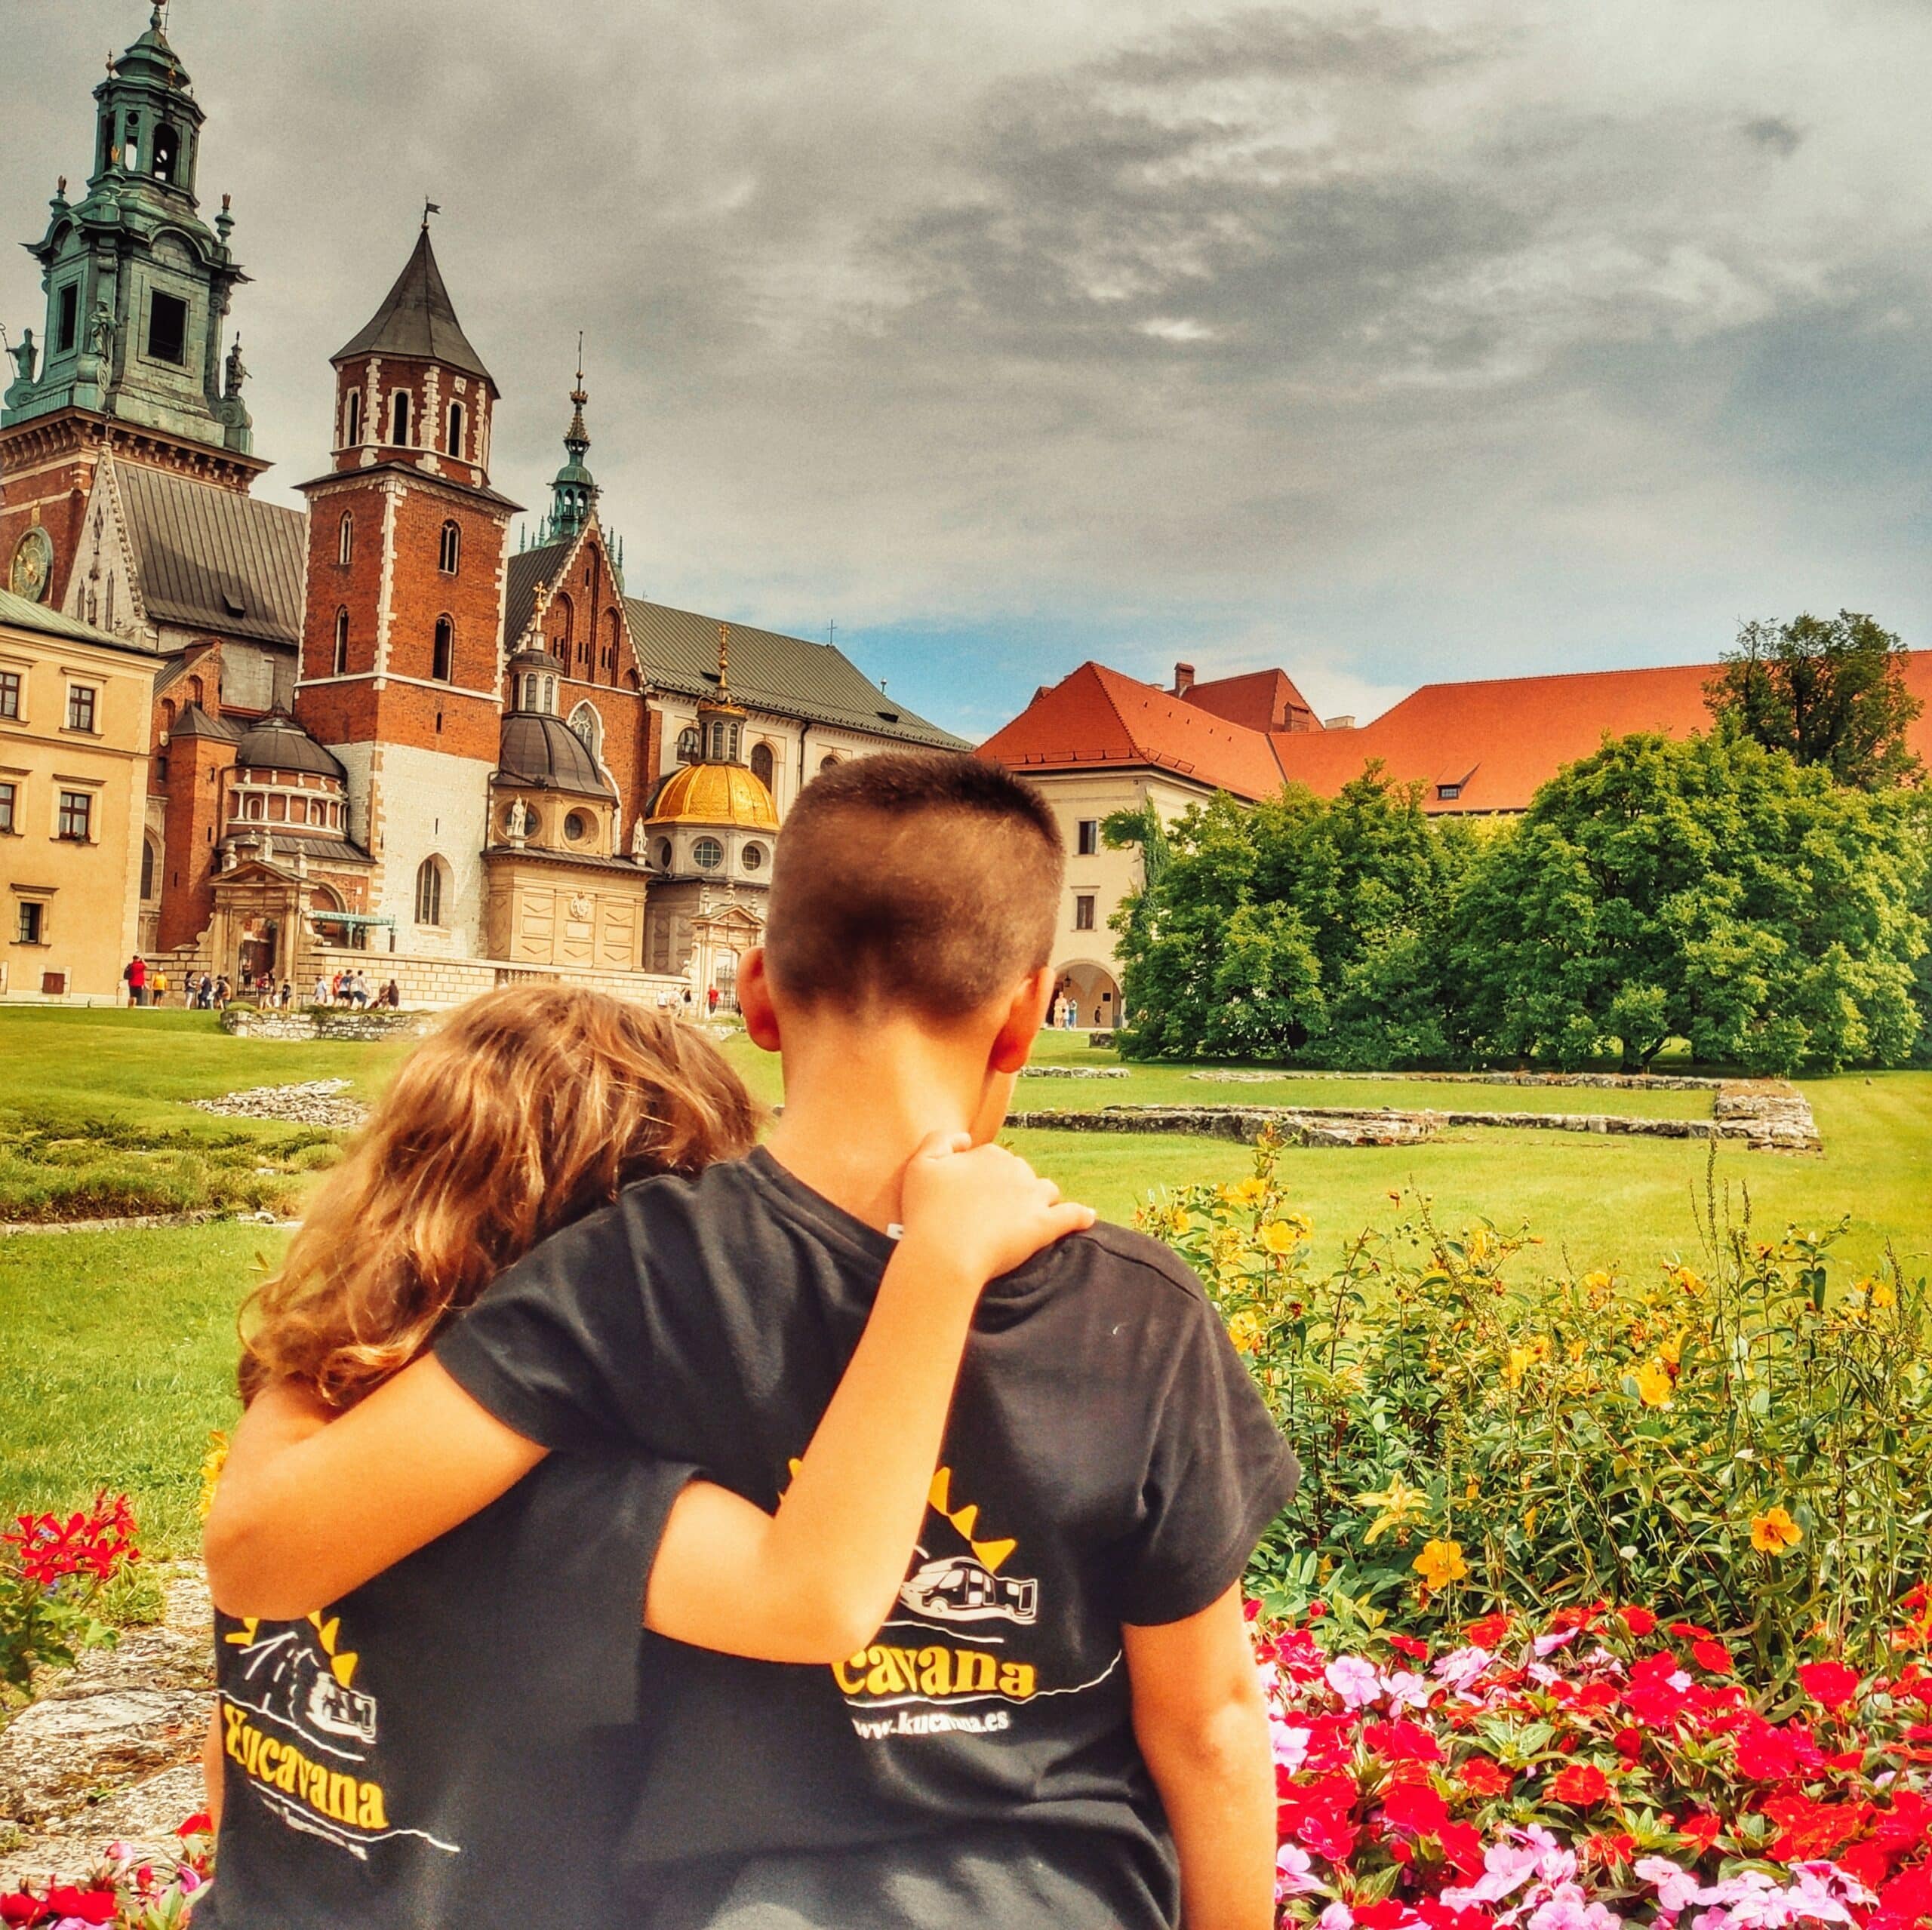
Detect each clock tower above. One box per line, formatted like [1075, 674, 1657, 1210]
[0, 8, 264, 612]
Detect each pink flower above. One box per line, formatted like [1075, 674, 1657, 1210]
[1276, 1843, 1321, 1899]
[1637, 1856, 1703, 1916]
[1325, 1655, 1383, 1709]
[1434, 1646, 1494, 1690]
[1271, 1718, 1312, 1771]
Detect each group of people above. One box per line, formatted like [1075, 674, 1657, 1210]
[310, 969, 398, 1010]
[201, 751, 1294, 1930]
[651, 983, 733, 1019]
[123, 957, 229, 1008]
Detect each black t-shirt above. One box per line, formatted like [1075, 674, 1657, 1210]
[436, 1148, 1299, 1930]
[198, 1452, 694, 1930]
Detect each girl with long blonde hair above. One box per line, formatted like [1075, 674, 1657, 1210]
[202, 985, 1089, 1930]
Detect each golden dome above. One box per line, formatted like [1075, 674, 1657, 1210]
[647, 761, 780, 831]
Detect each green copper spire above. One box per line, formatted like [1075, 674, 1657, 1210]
[2, 8, 252, 454]
[540, 340, 597, 542]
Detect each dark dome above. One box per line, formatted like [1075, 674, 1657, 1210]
[497, 713, 610, 794]
[507, 644, 566, 675]
[234, 713, 345, 780]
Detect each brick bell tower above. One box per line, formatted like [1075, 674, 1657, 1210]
[292, 216, 521, 958]
[1, 7, 263, 611]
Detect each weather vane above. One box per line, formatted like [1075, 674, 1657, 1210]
[422, 195, 441, 230]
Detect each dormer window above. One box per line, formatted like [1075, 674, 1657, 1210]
[1437, 783, 1462, 801]
[389, 390, 411, 447]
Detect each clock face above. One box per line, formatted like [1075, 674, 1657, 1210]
[8, 527, 53, 604]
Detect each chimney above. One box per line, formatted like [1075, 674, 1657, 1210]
[1173, 662, 1195, 696]
[1322, 715, 1355, 730]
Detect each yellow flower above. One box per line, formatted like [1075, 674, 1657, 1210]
[1632, 1358, 1675, 1409]
[1225, 1177, 1267, 1207]
[198, 1429, 230, 1520]
[1503, 1345, 1537, 1391]
[1580, 1269, 1616, 1298]
[1464, 1477, 1480, 1502]
[1413, 1539, 1469, 1588]
[1259, 1216, 1309, 1255]
[1521, 1505, 1538, 1538]
[1226, 1310, 1266, 1356]
[1466, 1228, 1495, 1264]
[1750, 1505, 1804, 1555]
[1352, 1474, 1430, 1545]
[1659, 1329, 1686, 1369]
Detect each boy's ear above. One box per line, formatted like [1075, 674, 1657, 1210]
[988, 965, 1054, 1077]
[737, 949, 783, 1053]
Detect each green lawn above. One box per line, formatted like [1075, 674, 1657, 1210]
[0, 1009, 1924, 1556]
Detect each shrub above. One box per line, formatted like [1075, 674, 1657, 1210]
[0, 1492, 140, 1697]
[0, 1817, 211, 1926]
[1148, 1133, 1932, 1680]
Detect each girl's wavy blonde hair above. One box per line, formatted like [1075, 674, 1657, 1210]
[238, 985, 761, 1407]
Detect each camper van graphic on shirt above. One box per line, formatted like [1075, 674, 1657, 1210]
[219, 1614, 458, 1859]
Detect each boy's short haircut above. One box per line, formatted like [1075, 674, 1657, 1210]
[766, 751, 1064, 1019]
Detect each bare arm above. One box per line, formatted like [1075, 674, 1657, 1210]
[203, 1360, 546, 1617]
[202, 1705, 223, 1832]
[644, 1137, 1092, 1661]
[1124, 1587, 1276, 1930]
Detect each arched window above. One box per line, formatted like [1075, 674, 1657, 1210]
[389, 389, 411, 446]
[819, 754, 841, 775]
[432, 616, 454, 683]
[338, 512, 353, 567]
[140, 838, 156, 899]
[445, 401, 465, 459]
[333, 608, 349, 676]
[750, 742, 775, 789]
[438, 521, 460, 574]
[152, 124, 180, 185]
[677, 726, 700, 763]
[344, 389, 362, 448]
[549, 591, 574, 659]
[122, 112, 140, 173]
[414, 856, 446, 927]
[189, 678, 205, 705]
[161, 699, 177, 731]
[604, 609, 623, 678]
[568, 701, 604, 768]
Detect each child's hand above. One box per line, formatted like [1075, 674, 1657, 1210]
[898, 1132, 1096, 1286]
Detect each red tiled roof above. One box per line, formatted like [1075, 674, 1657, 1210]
[1272, 654, 1932, 812]
[1183, 668, 1318, 733]
[977, 660, 1286, 799]
[980, 653, 1932, 815]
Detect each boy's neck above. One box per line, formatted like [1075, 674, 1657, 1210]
[761, 1018, 1007, 1232]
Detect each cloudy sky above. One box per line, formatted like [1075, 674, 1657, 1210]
[5, 0, 1930, 738]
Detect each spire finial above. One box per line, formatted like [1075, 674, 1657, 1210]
[718, 622, 732, 700]
[422, 195, 441, 231]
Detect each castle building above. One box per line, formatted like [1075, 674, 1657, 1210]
[0, 10, 962, 1005]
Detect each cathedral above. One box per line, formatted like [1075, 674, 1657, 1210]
[0, 11, 961, 1006]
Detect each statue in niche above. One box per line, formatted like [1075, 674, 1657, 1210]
[6, 327, 35, 387]
[506, 797, 530, 842]
[88, 300, 116, 362]
[223, 335, 248, 398]
[630, 816, 647, 860]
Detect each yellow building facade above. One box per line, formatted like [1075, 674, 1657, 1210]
[0, 586, 154, 1001]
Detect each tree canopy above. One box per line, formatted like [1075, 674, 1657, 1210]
[1705, 610, 1923, 791]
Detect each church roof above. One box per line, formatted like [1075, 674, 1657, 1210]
[167, 701, 238, 740]
[0, 585, 154, 656]
[333, 228, 495, 389]
[117, 464, 306, 646]
[979, 660, 1286, 799]
[497, 712, 611, 795]
[235, 710, 345, 779]
[626, 598, 966, 750]
[645, 761, 780, 831]
[1184, 668, 1319, 733]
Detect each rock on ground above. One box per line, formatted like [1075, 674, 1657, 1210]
[189, 1079, 368, 1129]
[0, 1569, 212, 1889]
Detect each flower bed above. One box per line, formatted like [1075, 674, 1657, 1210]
[1, 1818, 210, 1927]
[1260, 1601, 1932, 1930]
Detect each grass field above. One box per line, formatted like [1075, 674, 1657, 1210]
[0, 1008, 1925, 1555]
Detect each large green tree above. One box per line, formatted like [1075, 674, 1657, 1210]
[1112, 768, 1475, 1064]
[1705, 610, 1924, 790]
[1450, 733, 1927, 1075]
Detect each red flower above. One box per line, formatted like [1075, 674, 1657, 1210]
[1417, 1905, 1499, 1930]
[1549, 1762, 1611, 1807]
[1464, 1613, 1512, 1648]
[1457, 1756, 1513, 1797]
[1612, 1726, 1644, 1763]
[1583, 1832, 1635, 1868]
[1388, 1634, 1431, 1662]
[1355, 1903, 1410, 1930]
[0, 1895, 48, 1928]
[1796, 1661, 1862, 1710]
[43, 1890, 115, 1926]
[177, 1811, 214, 1839]
[1618, 1606, 1658, 1637]
[1690, 1639, 1733, 1673]
[1365, 1719, 1444, 1764]
[1382, 1781, 1452, 1836]
[1296, 1806, 1359, 1861]
[1675, 1812, 1723, 1853]
[1761, 1790, 1871, 1861]
[1667, 1621, 1713, 1640]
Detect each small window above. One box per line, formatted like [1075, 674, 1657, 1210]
[653, 839, 672, 870]
[438, 521, 460, 574]
[0, 672, 20, 720]
[57, 789, 94, 841]
[333, 608, 349, 676]
[1074, 894, 1096, 931]
[741, 842, 765, 873]
[146, 290, 187, 365]
[56, 284, 79, 355]
[693, 837, 724, 869]
[15, 900, 43, 945]
[140, 837, 156, 896]
[445, 401, 465, 459]
[750, 742, 775, 788]
[122, 112, 140, 172]
[389, 389, 411, 446]
[152, 123, 180, 185]
[1436, 783, 1462, 801]
[344, 389, 362, 447]
[1077, 819, 1099, 856]
[563, 810, 589, 842]
[0, 782, 15, 833]
[432, 616, 454, 682]
[414, 856, 445, 927]
[818, 754, 840, 774]
[677, 727, 700, 763]
[338, 512, 353, 567]
[66, 685, 97, 733]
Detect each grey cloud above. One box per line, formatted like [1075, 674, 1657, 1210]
[1741, 116, 1805, 156]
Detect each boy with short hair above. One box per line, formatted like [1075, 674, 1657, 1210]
[208, 752, 1296, 1929]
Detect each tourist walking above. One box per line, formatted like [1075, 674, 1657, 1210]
[152, 968, 169, 1006]
[123, 955, 147, 1006]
